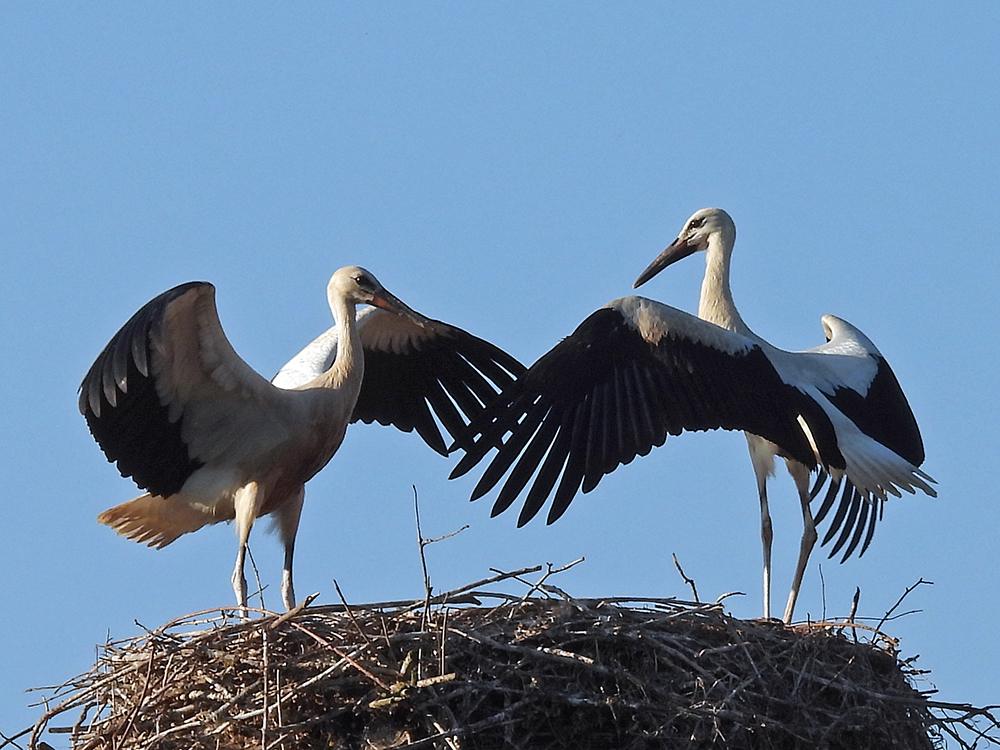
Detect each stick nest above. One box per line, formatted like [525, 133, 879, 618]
[20, 567, 999, 750]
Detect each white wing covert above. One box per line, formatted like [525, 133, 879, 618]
[274, 306, 525, 455]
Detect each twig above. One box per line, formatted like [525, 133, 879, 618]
[267, 592, 320, 630]
[109, 639, 157, 748]
[515, 558, 586, 603]
[672, 552, 700, 602]
[876, 579, 932, 633]
[397, 565, 543, 614]
[246, 543, 267, 612]
[819, 563, 827, 622]
[0, 727, 29, 749]
[19, 566, 998, 750]
[331, 581, 370, 645]
[261, 624, 270, 746]
[715, 591, 745, 605]
[413, 486, 433, 622]
[412, 485, 469, 629]
[847, 587, 861, 643]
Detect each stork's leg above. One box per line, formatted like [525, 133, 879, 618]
[757, 476, 773, 620]
[232, 545, 248, 610]
[746, 436, 776, 619]
[783, 461, 817, 624]
[232, 482, 263, 615]
[276, 486, 305, 611]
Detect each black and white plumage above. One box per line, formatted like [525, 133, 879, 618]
[451, 208, 934, 622]
[81, 266, 523, 612]
[271, 305, 523, 456]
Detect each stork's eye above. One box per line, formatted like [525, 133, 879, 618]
[689, 217, 705, 230]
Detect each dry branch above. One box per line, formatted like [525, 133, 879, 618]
[12, 570, 1000, 750]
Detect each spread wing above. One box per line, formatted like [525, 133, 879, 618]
[450, 296, 841, 527]
[79, 282, 297, 497]
[273, 306, 525, 455]
[803, 314, 932, 561]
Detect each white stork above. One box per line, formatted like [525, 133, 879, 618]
[81, 266, 523, 612]
[451, 208, 935, 622]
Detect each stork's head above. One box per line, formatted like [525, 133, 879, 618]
[327, 266, 403, 314]
[633, 207, 736, 288]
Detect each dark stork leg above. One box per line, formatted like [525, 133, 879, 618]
[276, 486, 305, 611]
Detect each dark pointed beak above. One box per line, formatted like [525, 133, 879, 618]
[370, 288, 433, 327]
[633, 236, 699, 288]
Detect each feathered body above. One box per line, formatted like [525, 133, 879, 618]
[452, 209, 934, 622]
[82, 267, 523, 610]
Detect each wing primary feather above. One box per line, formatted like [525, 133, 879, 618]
[451, 338, 550, 469]
[449, 392, 517, 477]
[627, 360, 657, 455]
[619, 360, 648, 464]
[857, 496, 881, 557]
[638, 362, 672, 446]
[606, 366, 625, 475]
[472, 395, 549, 503]
[472, 380, 542, 456]
[809, 471, 829, 500]
[493, 405, 562, 519]
[820, 480, 853, 545]
[453, 346, 525, 402]
[434, 353, 500, 415]
[401, 376, 453, 455]
[812, 475, 842, 525]
[423, 387, 470, 452]
[447, 329, 525, 385]
[827, 484, 862, 556]
[582, 379, 610, 493]
[519, 408, 578, 525]
[840, 496, 871, 562]
[130, 315, 151, 378]
[604, 362, 629, 464]
[650, 364, 686, 438]
[109, 327, 133, 400]
[410, 405, 449, 456]
[435, 351, 518, 423]
[521, 421, 571, 526]
[547, 400, 591, 523]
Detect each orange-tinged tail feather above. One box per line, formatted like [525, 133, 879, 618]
[98, 493, 216, 549]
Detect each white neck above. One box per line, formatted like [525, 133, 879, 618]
[698, 230, 755, 339]
[310, 294, 364, 394]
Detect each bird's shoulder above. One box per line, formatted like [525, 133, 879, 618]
[573, 296, 760, 356]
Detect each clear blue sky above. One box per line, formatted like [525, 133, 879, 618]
[2, 3, 997, 744]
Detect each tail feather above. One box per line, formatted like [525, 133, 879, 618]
[98, 493, 217, 549]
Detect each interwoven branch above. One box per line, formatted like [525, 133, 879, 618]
[12, 572, 999, 750]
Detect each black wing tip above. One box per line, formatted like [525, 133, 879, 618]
[80, 281, 210, 496]
[442, 319, 525, 367]
[351, 318, 523, 457]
